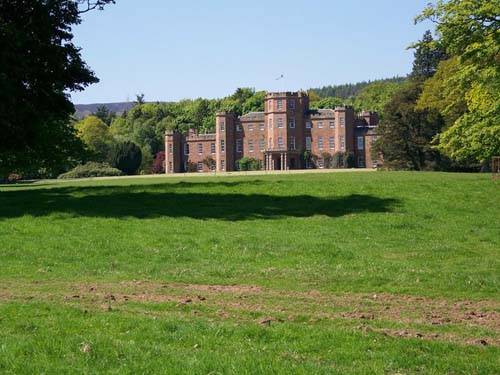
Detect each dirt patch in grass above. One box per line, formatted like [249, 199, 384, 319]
[1, 280, 499, 346]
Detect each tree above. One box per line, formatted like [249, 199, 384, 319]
[135, 94, 146, 105]
[415, 0, 500, 164]
[0, 0, 114, 176]
[93, 105, 116, 126]
[76, 116, 113, 161]
[231, 88, 255, 104]
[372, 81, 445, 170]
[416, 57, 467, 126]
[152, 152, 166, 174]
[409, 30, 446, 79]
[353, 81, 403, 116]
[314, 97, 344, 110]
[109, 141, 142, 175]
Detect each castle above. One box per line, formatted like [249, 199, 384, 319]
[165, 91, 379, 173]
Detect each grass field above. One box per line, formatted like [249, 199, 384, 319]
[0, 171, 499, 374]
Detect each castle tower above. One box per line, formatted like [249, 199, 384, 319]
[165, 130, 183, 174]
[263, 91, 309, 170]
[215, 112, 237, 172]
[334, 106, 355, 154]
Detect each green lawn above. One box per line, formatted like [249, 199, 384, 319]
[0, 171, 499, 374]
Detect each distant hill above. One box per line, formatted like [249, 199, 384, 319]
[73, 102, 135, 119]
[309, 76, 407, 99]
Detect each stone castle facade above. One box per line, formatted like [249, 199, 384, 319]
[165, 91, 379, 173]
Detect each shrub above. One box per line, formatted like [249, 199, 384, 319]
[7, 173, 22, 183]
[58, 162, 123, 179]
[186, 161, 197, 172]
[333, 152, 345, 168]
[152, 152, 166, 174]
[321, 152, 332, 168]
[237, 157, 261, 171]
[138, 146, 153, 175]
[109, 141, 142, 175]
[345, 152, 356, 168]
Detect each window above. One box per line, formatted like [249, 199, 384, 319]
[329, 121, 335, 128]
[277, 99, 283, 110]
[372, 160, 378, 168]
[329, 137, 335, 150]
[197, 143, 202, 155]
[288, 118, 295, 128]
[269, 100, 273, 111]
[211, 143, 216, 154]
[259, 123, 265, 131]
[168, 161, 173, 172]
[236, 139, 242, 153]
[289, 136, 296, 150]
[168, 143, 173, 154]
[277, 137, 283, 150]
[221, 159, 225, 170]
[197, 162, 203, 172]
[318, 158, 324, 169]
[248, 139, 254, 153]
[277, 118, 283, 128]
[340, 136, 345, 150]
[220, 139, 225, 153]
[236, 124, 242, 132]
[306, 121, 312, 129]
[357, 136, 364, 150]
[268, 137, 272, 149]
[210, 159, 216, 171]
[339, 117, 345, 127]
[289, 99, 295, 109]
[184, 143, 189, 155]
[318, 136, 323, 150]
[184, 161, 188, 171]
[220, 121, 225, 131]
[268, 118, 273, 128]
[259, 138, 265, 151]
[318, 121, 323, 129]
[248, 123, 254, 132]
[358, 157, 365, 168]
[306, 136, 312, 151]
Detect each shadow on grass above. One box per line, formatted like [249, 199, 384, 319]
[0, 183, 399, 221]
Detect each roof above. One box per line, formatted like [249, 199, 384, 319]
[306, 109, 335, 118]
[240, 111, 265, 121]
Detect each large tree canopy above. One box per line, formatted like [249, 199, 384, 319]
[0, 0, 114, 176]
[416, 0, 500, 163]
[372, 81, 445, 171]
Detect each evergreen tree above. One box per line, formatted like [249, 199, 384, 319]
[110, 141, 142, 175]
[372, 81, 444, 170]
[410, 30, 446, 79]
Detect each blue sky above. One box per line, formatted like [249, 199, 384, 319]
[71, 0, 434, 104]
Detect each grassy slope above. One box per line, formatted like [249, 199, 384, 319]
[0, 172, 499, 374]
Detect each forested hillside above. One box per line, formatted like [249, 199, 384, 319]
[309, 77, 406, 98]
[75, 102, 135, 119]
